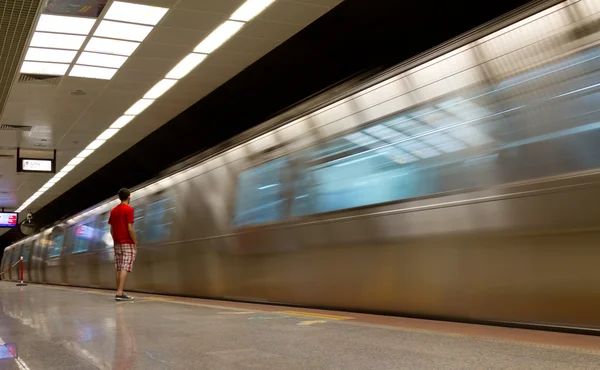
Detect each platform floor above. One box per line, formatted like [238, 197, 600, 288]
[0, 283, 599, 369]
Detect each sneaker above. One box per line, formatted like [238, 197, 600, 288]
[115, 293, 134, 301]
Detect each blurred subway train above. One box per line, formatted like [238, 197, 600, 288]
[4, 0, 600, 332]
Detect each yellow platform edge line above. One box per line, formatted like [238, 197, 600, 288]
[277, 310, 352, 320]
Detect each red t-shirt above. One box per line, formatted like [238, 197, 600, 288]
[108, 203, 135, 244]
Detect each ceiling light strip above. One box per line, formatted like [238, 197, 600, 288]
[15, 0, 276, 213]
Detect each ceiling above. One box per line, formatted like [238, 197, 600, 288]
[0, 0, 342, 234]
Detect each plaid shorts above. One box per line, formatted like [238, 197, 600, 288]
[114, 244, 136, 272]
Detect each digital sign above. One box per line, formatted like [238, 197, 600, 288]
[22, 159, 53, 172]
[16, 149, 57, 173]
[0, 212, 18, 228]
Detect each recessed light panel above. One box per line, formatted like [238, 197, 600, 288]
[194, 21, 244, 54]
[166, 53, 207, 79]
[105, 1, 169, 26]
[30, 32, 86, 50]
[25, 48, 77, 63]
[144, 79, 177, 99]
[20, 61, 70, 75]
[86, 140, 106, 150]
[125, 99, 154, 115]
[230, 0, 276, 22]
[97, 128, 119, 140]
[85, 37, 140, 56]
[77, 52, 128, 68]
[94, 20, 154, 42]
[70, 65, 118, 80]
[109, 116, 135, 129]
[68, 157, 84, 166]
[76, 149, 94, 158]
[36, 14, 96, 35]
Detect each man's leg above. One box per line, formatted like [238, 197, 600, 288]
[116, 270, 128, 296]
[115, 270, 120, 293]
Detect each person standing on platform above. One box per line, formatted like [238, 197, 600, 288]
[109, 188, 137, 301]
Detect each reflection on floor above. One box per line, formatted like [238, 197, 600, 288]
[1, 282, 600, 369]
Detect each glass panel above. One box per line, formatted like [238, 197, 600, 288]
[234, 158, 287, 226]
[237, 47, 600, 225]
[22, 245, 31, 262]
[71, 222, 96, 254]
[48, 233, 64, 258]
[132, 206, 145, 243]
[145, 197, 174, 243]
[10, 248, 20, 264]
[97, 213, 114, 249]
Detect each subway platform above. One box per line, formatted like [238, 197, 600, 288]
[1, 282, 600, 369]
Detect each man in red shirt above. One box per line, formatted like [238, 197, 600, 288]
[108, 188, 137, 301]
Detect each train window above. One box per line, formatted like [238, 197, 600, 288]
[11, 247, 20, 264]
[132, 205, 145, 243]
[48, 233, 64, 258]
[96, 213, 113, 249]
[234, 158, 287, 226]
[68, 222, 96, 254]
[145, 197, 174, 243]
[22, 244, 31, 263]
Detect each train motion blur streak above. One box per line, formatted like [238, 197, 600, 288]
[4, 0, 600, 331]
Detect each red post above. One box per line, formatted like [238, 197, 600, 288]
[16, 256, 27, 287]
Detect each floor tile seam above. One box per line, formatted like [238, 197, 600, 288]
[339, 320, 600, 356]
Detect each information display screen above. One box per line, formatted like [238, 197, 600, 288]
[0, 212, 18, 228]
[21, 159, 53, 172]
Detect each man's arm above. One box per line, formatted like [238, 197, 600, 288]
[127, 223, 137, 247]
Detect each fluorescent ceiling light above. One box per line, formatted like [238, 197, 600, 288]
[110, 115, 135, 129]
[86, 140, 106, 150]
[30, 32, 86, 50]
[230, 0, 276, 22]
[85, 37, 140, 56]
[125, 99, 154, 115]
[68, 157, 84, 166]
[144, 79, 177, 99]
[105, 1, 169, 26]
[166, 53, 207, 79]
[25, 48, 77, 63]
[36, 14, 96, 35]
[97, 128, 119, 140]
[94, 20, 153, 42]
[76, 149, 94, 158]
[20, 61, 69, 75]
[70, 65, 118, 80]
[194, 21, 244, 54]
[61, 165, 75, 173]
[77, 52, 128, 69]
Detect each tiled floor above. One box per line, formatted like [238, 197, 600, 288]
[0, 282, 599, 369]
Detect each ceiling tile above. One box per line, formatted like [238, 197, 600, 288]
[46, 97, 94, 116]
[107, 80, 154, 95]
[259, 1, 330, 26]
[220, 36, 280, 55]
[115, 69, 165, 84]
[201, 50, 259, 70]
[175, 0, 244, 14]
[238, 20, 303, 42]
[160, 9, 225, 31]
[122, 57, 176, 74]
[144, 27, 208, 47]
[133, 42, 190, 60]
